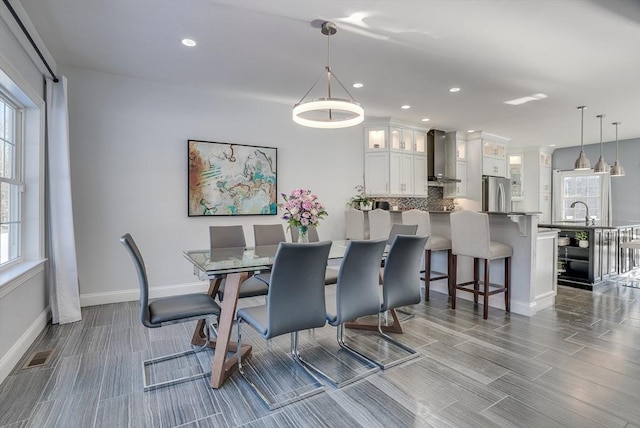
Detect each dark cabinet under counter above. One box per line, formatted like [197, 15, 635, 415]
[540, 222, 640, 290]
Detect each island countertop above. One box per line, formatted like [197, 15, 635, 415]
[539, 221, 640, 229]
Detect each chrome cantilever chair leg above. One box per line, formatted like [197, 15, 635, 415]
[237, 322, 325, 410]
[295, 324, 379, 388]
[339, 311, 420, 371]
[142, 315, 217, 391]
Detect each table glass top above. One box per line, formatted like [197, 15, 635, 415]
[184, 240, 352, 275]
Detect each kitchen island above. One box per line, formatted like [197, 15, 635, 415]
[427, 211, 556, 317]
[539, 221, 640, 290]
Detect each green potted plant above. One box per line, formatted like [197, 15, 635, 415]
[575, 230, 589, 248]
[348, 185, 374, 210]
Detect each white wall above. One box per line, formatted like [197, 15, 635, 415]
[60, 66, 364, 304]
[552, 139, 640, 224]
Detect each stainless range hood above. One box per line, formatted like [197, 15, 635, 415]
[427, 129, 461, 182]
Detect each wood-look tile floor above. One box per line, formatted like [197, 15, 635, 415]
[1, 280, 639, 428]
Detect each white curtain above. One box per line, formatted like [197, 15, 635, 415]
[601, 173, 612, 226]
[46, 76, 81, 324]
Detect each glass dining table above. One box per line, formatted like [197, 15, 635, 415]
[183, 240, 352, 389]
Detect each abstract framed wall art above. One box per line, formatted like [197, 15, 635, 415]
[188, 140, 278, 216]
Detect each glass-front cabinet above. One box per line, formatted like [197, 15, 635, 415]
[508, 154, 524, 200]
[390, 127, 413, 152]
[366, 128, 387, 151]
[364, 120, 428, 196]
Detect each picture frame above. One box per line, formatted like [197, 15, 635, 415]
[188, 140, 278, 216]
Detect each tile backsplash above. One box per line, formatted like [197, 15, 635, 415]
[374, 187, 455, 211]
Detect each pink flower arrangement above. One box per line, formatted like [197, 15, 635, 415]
[280, 188, 328, 228]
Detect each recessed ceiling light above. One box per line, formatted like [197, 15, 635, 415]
[401, 105, 411, 109]
[449, 87, 461, 93]
[504, 93, 547, 105]
[467, 129, 475, 133]
[181, 38, 196, 47]
[352, 82, 364, 88]
[549, 144, 556, 147]
[421, 118, 430, 122]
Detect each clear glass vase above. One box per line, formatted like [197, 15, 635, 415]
[297, 226, 309, 243]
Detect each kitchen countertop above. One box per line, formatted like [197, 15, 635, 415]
[429, 211, 542, 215]
[539, 221, 640, 229]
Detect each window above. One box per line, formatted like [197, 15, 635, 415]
[553, 169, 610, 223]
[0, 93, 22, 266]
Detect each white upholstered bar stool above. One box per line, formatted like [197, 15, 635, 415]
[368, 209, 391, 240]
[345, 209, 365, 240]
[450, 211, 512, 319]
[402, 209, 452, 301]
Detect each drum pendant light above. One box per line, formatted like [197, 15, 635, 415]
[574, 106, 591, 170]
[593, 114, 609, 174]
[610, 121, 625, 177]
[292, 21, 364, 129]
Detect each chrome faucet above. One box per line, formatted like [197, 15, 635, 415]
[570, 201, 591, 225]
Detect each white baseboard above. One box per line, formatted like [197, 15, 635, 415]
[79, 281, 209, 307]
[0, 306, 51, 385]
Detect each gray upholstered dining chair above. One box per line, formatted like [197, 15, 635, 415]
[349, 234, 429, 369]
[209, 225, 269, 301]
[401, 209, 453, 301]
[253, 223, 287, 246]
[290, 225, 339, 285]
[235, 241, 332, 410]
[297, 239, 387, 387]
[120, 233, 221, 391]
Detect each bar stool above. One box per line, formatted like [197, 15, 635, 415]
[368, 209, 391, 240]
[450, 211, 512, 319]
[620, 240, 640, 288]
[345, 209, 365, 240]
[402, 209, 452, 301]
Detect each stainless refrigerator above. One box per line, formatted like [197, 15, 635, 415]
[482, 176, 511, 213]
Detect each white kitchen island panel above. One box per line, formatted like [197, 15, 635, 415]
[427, 211, 556, 317]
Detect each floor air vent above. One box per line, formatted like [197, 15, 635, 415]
[23, 349, 54, 369]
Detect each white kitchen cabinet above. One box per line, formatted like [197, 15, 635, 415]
[540, 165, 551, 193]
[390, 127, 413, 153]
[364, 152, 389, 195]
[481, 139, 507, 177]
[365, 127, 388, 151]
[510, 148, 553, 222]
[413, 155, 429, 196]
[483, 156, 507, 177]
[539, 193, 551, 223]
[364, 120, 428, 196]
[443, 133, 467, 198]
[390, 152, 413, 194]
[414, 131, 427, 156]
[456, 140, 467, 160]
[508, 154, 524, 200]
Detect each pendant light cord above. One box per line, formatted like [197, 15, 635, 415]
[579, 106, 585, 150]
[597, 114, 604, 155]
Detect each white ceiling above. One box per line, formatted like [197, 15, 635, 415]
[16, 0, 640, 149]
